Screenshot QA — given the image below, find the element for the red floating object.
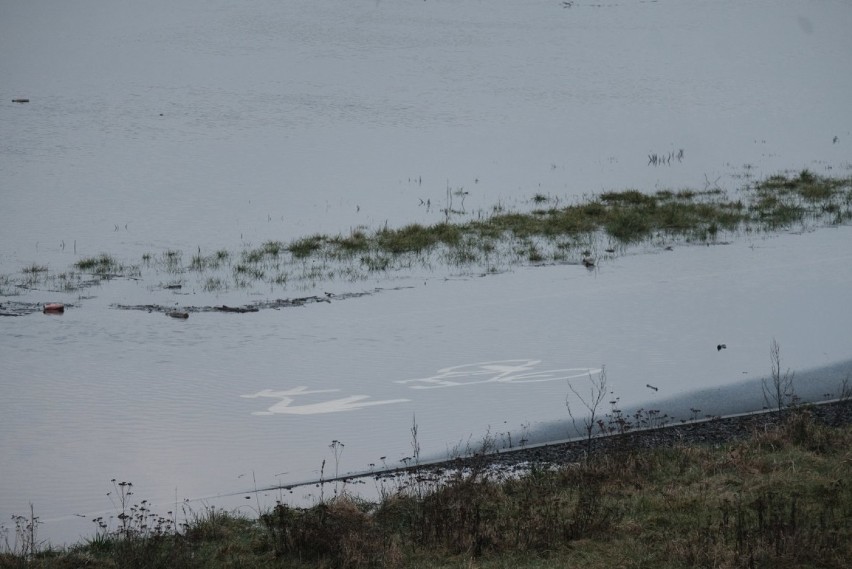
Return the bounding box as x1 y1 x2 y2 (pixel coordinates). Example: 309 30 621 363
43 303 65 314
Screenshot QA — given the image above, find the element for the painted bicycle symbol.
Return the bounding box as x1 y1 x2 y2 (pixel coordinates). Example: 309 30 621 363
241 386 410 416
396 360 602 390
243 361 601 416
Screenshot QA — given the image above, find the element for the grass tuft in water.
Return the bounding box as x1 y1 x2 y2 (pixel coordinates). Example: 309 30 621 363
375 222 462 254
74 254 125 276
21 264 48 274
329 228 370 254
288 235 325 259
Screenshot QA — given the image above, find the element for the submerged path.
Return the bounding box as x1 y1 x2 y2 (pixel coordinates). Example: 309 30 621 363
258 399 852 495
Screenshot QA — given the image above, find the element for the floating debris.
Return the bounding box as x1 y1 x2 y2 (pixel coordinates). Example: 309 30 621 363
717 344 727 351
2 302 75 316
43 303 65 314
111 287 413 315
216 305 259 313
166 311 189 319
12 98 30 103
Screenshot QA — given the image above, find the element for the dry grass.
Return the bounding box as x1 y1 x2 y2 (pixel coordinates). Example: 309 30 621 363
3 407 850 569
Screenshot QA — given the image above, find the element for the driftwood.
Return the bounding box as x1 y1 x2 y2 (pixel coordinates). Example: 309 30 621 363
1 302 72 316
215 305 258 313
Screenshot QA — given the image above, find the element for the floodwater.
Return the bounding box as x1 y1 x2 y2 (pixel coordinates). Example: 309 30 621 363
2 0 851 545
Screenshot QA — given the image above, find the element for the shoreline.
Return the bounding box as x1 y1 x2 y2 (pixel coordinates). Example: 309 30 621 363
283 399 852 492
475 398 852 471
6 402 850 567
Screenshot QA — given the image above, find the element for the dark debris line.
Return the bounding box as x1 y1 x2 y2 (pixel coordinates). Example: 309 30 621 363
1 287 414 317
0 302 70 317
111 286 414 315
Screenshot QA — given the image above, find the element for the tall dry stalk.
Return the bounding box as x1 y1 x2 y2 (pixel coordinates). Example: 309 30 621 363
763 338 795 414
566 366 608 456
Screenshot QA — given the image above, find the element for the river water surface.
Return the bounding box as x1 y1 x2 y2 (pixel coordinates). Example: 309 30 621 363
2 0 851 545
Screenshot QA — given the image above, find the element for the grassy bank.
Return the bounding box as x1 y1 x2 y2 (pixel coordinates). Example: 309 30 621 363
3 169 851 297
3 406 850 568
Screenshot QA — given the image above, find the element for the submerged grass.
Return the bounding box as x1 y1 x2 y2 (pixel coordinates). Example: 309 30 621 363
238 170 850 272
750 169 852 228
3 408 850 568
3 171 851 296
376 222 462 254
288 235 325 259
74 253 121 274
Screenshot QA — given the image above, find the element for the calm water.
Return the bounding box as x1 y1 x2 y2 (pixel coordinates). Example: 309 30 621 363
2 0 851 544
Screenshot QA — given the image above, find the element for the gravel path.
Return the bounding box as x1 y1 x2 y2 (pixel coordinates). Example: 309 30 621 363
347 399 852 487
438 399 852 474
269 399 852 492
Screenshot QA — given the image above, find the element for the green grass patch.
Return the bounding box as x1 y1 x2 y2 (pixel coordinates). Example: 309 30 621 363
74 254 122 275
329 228 371 254
288 235 325 259
376 222 462 254
262 240 284 257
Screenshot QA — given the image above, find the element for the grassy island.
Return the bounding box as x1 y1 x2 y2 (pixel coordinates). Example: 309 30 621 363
2 169 851 298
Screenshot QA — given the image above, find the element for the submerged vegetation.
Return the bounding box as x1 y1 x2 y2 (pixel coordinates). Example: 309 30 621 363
3 170 851 296
2 406 850 568
74 253 125 276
